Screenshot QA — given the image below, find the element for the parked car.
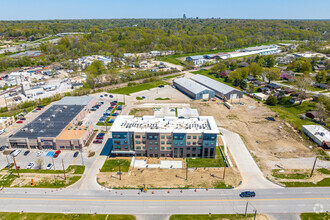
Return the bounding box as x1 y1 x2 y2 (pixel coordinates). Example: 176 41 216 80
112 113 118 116
104 94 108 97
100 101 104 104
0 145 6 151
91 108 97 111
142 96 146 99
240 191 256 198
265 117 275 121
98 133 105 136
27 162 34 169
53 150 61 158
109 95 113 98
109 119 115 123
20 117 26 120
96 136 104 140
32 110 38 113
24 150 30 156
93 140 103 144
36 108 42 110
46 163 53 170
12 149 22 157
73 152 79 158
36 151 42 157
100 95 103 98
16 121 23 124
9 150 15 155
158 85 164 88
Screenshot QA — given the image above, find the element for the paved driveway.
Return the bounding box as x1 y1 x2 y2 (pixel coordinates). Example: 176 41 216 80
219 127 280 189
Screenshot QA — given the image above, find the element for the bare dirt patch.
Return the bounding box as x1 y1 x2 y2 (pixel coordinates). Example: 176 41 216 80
191 96 314 176
98 166 241 189
129 108 154 117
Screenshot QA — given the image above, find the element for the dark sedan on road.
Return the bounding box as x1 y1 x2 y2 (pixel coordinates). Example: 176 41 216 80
240 191 256 198
73 152 79 157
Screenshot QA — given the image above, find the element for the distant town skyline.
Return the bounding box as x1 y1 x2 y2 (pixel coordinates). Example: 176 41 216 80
0 0 330 20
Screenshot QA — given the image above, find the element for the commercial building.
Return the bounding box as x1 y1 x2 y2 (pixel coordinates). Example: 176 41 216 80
186 55 207 66
109 115 219 158
173 78 215 100
0 116 15 130
9 96 96 150
191 74 243 100
302 125 330 148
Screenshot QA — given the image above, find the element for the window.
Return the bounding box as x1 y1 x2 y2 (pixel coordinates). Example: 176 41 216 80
154 136 158 140
198 141 202 145
167 136 172 139
187 147 191 150
124 141 128 144
154 142 158 145
167 147 171 150
135 135 141 138
124 146 128 149
136 141 141 144
211 136 216 140
149 147 152 150
114 141 120 144
187 154 190 157
205 142 209 146
193 136 197 139
174 136 178 140
142 135 146 138
211 142 215 146
198 147 202 150
155 147 158 150
143 146 146 149
192 147 196 151
161 141 165 144
167 141 172 144
179 136 184 140
174 141 177 145
161 147 165 150
161 154 165 157
161 136 165 139
193 142 197 145
192 154 196 157
180 142 183 145
199 136 202 139
113 135 120 138
142 141 146 144
187 142 191 145
123 135 127 138
149 142 153 145
148 136 153 140
136 147 141 150
187 136 191 139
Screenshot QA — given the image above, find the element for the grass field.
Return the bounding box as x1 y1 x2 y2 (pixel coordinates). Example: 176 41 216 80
21 176 82 188
108 81 170 95
100 159 131 172
300 213 330 220
0 175 16 187
8 165 85 175
187 147 226 168
170 214 254 220
0 212 135 220
281 178 330 187
162 74 183 80
272 169 309 179
318 168 330 175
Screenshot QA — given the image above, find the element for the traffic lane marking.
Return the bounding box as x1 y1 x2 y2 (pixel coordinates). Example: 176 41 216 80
0 197 328 203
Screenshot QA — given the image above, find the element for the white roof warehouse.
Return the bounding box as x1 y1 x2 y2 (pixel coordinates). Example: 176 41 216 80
302 125 330 147
191 74 243 100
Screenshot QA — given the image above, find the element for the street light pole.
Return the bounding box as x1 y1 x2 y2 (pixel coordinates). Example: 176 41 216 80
12 155 19 177
118 159 121 180
310 156 317 177
245 202 249 217
186 158 189 180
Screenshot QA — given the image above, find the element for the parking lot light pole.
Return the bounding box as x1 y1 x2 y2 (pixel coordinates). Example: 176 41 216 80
12 155 19 177
118 160 121 180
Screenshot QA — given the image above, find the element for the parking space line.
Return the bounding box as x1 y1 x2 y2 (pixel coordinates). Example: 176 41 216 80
71 157 78 165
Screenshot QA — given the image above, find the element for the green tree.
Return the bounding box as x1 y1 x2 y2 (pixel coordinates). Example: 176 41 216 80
315 70 327 83
249 63 263 78
264 67 281 83
86 60 105 76
265 55 275 68
266 95 278 106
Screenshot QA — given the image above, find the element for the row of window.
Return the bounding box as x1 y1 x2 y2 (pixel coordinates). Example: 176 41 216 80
135 135 210 140
136 146 172 150
114 146 128 149
113 134 127 139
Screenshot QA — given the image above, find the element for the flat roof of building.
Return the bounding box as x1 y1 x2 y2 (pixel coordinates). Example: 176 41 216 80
174 77 213 95
56 124 90 140
54 96 94 106
11 105 85 139
302 125 330 142
110 115 219 134
191 74 240 95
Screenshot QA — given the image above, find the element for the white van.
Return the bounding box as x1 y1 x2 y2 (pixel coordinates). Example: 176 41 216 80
12 149 22 157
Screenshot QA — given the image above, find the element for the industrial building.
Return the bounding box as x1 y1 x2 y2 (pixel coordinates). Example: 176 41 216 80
9 96 96 150
173 78 215 100
109 115 219 158
191 74 243 100
302 125 330 149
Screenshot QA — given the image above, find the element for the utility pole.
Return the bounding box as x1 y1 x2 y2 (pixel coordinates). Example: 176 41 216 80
62 159 66 180
245 202 249 217
52 156 57 185
12 155 19 177
254 209 257 220
186 158 189 180
310 156 317 177
118 159 121 180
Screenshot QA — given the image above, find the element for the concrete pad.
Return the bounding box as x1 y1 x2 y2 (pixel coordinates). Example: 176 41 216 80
133 159 182 169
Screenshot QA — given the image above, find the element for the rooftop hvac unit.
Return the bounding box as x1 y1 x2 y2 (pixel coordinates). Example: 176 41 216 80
46 118 51 121
30 129 34 133
63 106 67 109
79 128 82 130
51 115 55 118
74 128 77 130
68 128 71 130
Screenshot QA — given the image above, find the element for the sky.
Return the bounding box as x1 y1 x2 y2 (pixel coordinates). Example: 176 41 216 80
0 0 329 20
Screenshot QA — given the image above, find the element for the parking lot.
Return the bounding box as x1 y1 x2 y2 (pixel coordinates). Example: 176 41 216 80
0 149 86 170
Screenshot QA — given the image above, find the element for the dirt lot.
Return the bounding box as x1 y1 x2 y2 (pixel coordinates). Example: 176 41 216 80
98 166 241 189
129 108 154 117
191 96 314 176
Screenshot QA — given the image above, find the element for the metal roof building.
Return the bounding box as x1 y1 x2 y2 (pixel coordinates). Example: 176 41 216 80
302 125 330 147
191 74 243 100
173 78 215 100
55 96 94 106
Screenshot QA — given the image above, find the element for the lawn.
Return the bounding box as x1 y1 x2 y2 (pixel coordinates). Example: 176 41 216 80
8 165 85 175
100 159 131 172
272 169 310 179
281 178 330 187
162 74 183 80
170 214 254 220
108 81 170 95
318 168 330 175
187 147 226 168
155 98 171 100
158 57 182 65
21 176 82 188
300 213 330 220
0 175 17 187
0 212 135 220
136 96 144 100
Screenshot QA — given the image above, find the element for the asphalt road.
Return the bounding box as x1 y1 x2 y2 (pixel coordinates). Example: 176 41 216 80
0 187 329 215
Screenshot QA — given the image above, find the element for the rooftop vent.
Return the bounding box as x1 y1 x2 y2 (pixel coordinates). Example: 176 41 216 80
79 128 82 130
51 115 55 118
